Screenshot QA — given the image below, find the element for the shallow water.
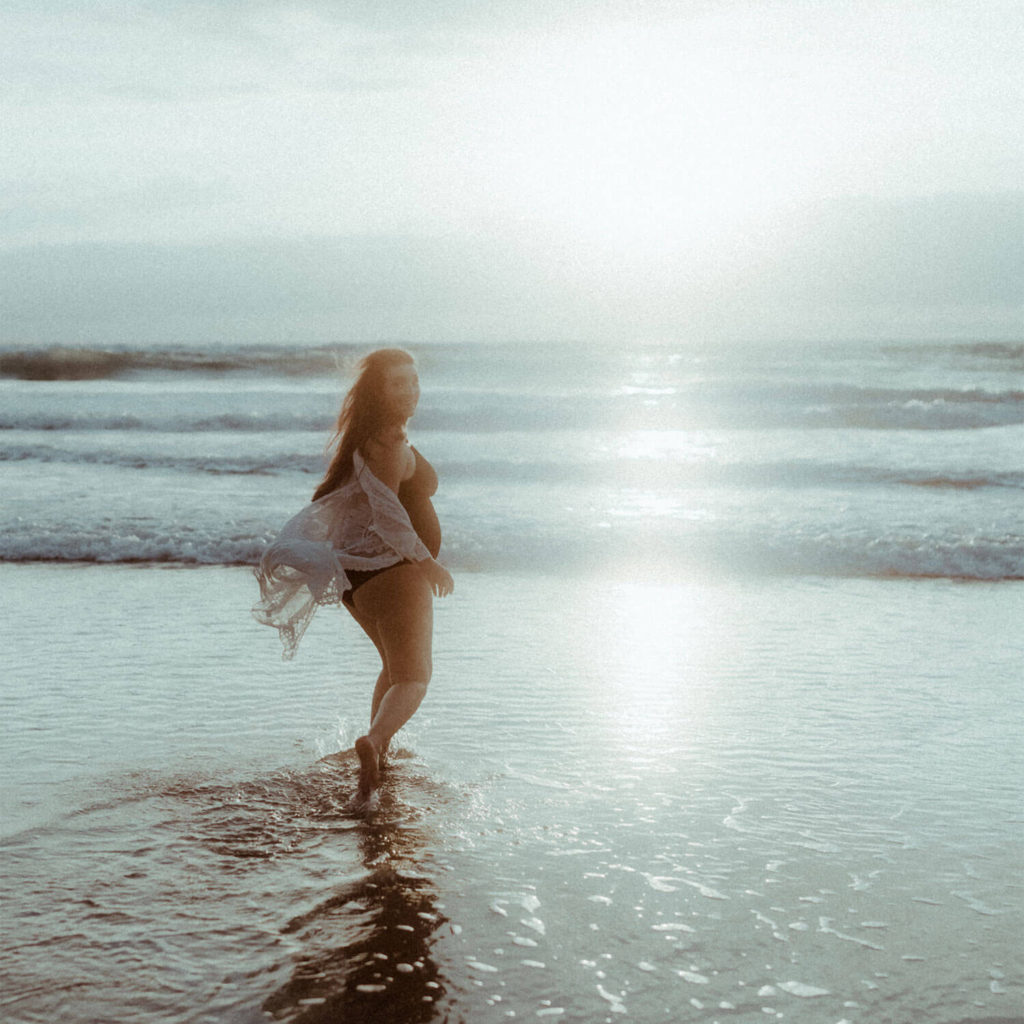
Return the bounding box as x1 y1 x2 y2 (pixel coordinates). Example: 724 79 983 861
1 566 1021 1023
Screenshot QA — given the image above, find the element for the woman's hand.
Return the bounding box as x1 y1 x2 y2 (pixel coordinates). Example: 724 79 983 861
419 557 454 598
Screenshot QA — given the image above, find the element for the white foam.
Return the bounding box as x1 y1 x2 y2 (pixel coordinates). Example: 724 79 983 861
778 980 830 997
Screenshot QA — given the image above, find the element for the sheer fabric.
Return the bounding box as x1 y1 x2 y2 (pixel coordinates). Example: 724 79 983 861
253 450 430 658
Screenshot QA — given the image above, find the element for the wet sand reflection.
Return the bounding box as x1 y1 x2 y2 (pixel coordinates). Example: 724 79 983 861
261 776 450 1023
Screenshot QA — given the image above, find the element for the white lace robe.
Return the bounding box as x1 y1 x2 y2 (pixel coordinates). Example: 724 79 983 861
253 451 430 658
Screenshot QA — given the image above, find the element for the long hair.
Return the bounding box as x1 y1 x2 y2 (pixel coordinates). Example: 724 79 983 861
312 348 415 501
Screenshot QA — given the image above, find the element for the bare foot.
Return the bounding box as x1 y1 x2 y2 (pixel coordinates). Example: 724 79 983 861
353 735 381 810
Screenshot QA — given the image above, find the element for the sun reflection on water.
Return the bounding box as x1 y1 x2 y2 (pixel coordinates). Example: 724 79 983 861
580 581 717 753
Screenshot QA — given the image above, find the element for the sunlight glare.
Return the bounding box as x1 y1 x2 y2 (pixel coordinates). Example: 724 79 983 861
584 582 715 749
482 23 834 264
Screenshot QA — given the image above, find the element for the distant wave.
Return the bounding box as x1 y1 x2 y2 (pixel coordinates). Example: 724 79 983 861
2 385 1022 432
0 345 362 381
0 444 323 477
899 473 1024 490
0 411 335 433
3 339 1022 381
886 340 1024 365
5 444 1023 492
418 386 1024 431
3 517 1021 581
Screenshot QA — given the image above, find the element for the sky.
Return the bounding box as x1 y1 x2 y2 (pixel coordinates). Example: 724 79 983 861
1 0 1022 345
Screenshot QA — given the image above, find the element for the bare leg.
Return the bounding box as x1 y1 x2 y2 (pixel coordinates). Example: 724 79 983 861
354 681 428 804
344 607 392 768
369 669 392 767
353 736 381 806
349 564 434 808
367 681 428 752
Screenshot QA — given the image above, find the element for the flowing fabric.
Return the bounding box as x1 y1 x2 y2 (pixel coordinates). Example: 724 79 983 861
253 450 431 658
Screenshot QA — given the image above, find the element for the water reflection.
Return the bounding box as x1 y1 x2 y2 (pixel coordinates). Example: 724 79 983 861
261 779 449 1024
577 581 715 749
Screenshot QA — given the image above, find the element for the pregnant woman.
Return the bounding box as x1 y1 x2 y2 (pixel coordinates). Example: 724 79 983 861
254 348 453 810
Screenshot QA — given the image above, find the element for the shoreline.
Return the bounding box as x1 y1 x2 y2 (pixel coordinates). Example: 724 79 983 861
3 557 1023 581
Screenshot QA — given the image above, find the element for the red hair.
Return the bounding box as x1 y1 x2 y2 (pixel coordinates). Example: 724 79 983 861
312 348 415 501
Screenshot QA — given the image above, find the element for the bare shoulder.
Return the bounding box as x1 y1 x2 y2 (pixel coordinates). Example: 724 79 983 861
362 426 415 490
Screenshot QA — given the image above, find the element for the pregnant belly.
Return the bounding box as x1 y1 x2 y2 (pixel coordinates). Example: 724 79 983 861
401 494 441 558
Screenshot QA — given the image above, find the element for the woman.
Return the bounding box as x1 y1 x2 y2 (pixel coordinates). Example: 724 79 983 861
254 348 453 810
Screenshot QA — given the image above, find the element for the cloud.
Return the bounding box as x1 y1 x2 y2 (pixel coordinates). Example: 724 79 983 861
1 2 510 108
709 193 1024 340
1 2 1021 343
751 193 1024 306
2 193 1021 344
0 234 572 344
0 0 631 104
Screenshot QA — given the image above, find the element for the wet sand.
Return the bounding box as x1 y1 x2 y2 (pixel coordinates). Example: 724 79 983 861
1 564 1021 1023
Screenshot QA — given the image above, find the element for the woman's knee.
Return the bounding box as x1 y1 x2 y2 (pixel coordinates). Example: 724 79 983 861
391 679 429 699
390 654 432 687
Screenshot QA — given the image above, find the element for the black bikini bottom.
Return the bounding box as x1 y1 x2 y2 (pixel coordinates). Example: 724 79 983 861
341 560 411 608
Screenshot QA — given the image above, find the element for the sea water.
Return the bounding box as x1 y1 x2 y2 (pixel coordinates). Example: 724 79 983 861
1 339 1022 1024
1 567 1021 1024
1 339 1022 577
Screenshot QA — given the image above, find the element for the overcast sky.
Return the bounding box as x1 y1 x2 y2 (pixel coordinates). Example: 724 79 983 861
2 0 1022 345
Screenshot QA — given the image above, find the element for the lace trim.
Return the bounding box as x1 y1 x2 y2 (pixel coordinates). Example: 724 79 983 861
252 566 347 661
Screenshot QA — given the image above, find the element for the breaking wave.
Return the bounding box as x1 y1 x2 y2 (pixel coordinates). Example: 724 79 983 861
2 515 1021 581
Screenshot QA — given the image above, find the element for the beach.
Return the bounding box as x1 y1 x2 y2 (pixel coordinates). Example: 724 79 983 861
2 563 1021 1023
2 337 1022 1021
5 0 1024 1017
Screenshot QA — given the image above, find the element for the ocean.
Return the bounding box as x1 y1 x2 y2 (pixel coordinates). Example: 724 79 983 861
0 340 1022 576
1 338 1022 1023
